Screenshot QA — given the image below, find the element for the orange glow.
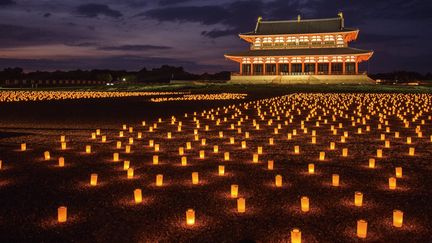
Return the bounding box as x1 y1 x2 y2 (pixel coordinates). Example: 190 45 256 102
393 210 403 227
231 184 238 198
357 220 368 238
290 228 302 243
186 209 195 225
237 198 246 213
301 196 309 212
58 206 67 223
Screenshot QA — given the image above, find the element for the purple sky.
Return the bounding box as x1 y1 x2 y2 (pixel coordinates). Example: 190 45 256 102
0 0 431 73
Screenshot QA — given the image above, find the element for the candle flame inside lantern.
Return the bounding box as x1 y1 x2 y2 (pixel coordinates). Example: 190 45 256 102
21 143 26 151
153 155 159 165
395 167 402 178
354 192 363 207
241 141 246 149
237 198 246 213
213 145 218 153
369 158 376 168
192 172 199 184
199 150 205 159
268 160 274 170
377 149 383 158
90 173 98 186
257 146 263 154
319 152 325 161
301 196 310 212
253 153 259 163
294 146 300 154
134 189 142 204
127 168 134 179
393 210 403 227
308 164 315 174
275 175 282 187
156 174 163 186
186 209 195 225
218 165 225 176
357 220 368 238
123 160 130 170
231 184 238 198
409 147 415 156
44 151 50 160
330 142 335 150
389 177 397 190
332 174 339 187
58 206 67 223
181 156 187 166
61 142 67 150
113 153 119 162
290 228 301 243
224 152 230 161
58 157 65 167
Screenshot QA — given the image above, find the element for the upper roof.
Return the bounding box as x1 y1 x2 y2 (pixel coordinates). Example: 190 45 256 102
241 16 357 36
225 47 373 57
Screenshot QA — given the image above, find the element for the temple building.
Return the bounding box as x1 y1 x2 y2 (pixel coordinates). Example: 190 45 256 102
225 13 374 84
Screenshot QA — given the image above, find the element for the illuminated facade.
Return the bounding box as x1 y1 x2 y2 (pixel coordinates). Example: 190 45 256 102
225 13 374 83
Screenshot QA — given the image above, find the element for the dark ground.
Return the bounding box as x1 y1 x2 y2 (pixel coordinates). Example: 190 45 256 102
0 88 431 242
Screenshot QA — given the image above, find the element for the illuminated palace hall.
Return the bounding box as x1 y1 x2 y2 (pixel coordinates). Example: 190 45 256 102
225 14 374 84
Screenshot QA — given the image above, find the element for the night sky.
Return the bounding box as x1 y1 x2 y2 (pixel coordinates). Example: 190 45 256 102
0 0 431 73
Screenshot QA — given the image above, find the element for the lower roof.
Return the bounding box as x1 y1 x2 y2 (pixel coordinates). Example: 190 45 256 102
225 47 373 58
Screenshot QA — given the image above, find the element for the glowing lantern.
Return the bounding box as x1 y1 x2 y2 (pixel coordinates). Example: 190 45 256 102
90 173 98 186
385 140 390 148
113 153 119 162
275 175 282 187
268 160 274 170
389 177 397 190
311 137 316 144
395 167 402 178
123 160 130 170
319 152 325 161
91 133 96 139
134 189 142 204
181 156 187 166
241 141 246 149
342 148 348 157
224 152 230 161
96 129 101 136
44 151 50 160
186 209 195 225
230 137 235 144
119 131 124 137
156 174 163 186
330 142 335 150
219 131 224 138
252 153 259 163
155 144 160 152
380 134 385 140
101 136 106 143
60 142 67 150
301 196 309 212
20 143 26 151
308 164 315 174
377 149 382 158
287 133 292 140
0 160 2 169
369 158 376 168
128 137 134 145
231 184 238 198
127 168 134 179
257 146 263 154
237 198 246 213
58 206 67 223
294 146 300 154
137 132 142 139
125 145 131 153
178 147 184 155
60 135 66 142
218 165 225 176
85 145 91 153
199 150 205 159
357 220 368 238
153 155 159 165
393 210 403 227
354 192 363 207
192 172 199 184
186 142 192 150
58 157 65 167
340 136 346 143
116 141 121 149
409 147 415 156
407 137 412 144
213 145 219 153
395 132 400 138
290 228 301 243
167 132 172 139
149 140 154 147
332 174 339 187
269 138 274 145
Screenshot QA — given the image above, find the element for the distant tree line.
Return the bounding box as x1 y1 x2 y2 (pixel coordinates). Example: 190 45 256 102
370 71 432 83
0 65 231 83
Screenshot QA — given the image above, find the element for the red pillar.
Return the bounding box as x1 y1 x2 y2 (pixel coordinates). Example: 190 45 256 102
342 61 346 75
315 61 318 75
301 61 305 74
329 62 332 75
276 62 279 75
288 62 292 74
355 61 359 74
239 62 243 75
263 63 266 75
251 64 254 75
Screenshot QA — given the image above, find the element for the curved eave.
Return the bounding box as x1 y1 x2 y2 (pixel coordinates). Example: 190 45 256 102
239 29 360 43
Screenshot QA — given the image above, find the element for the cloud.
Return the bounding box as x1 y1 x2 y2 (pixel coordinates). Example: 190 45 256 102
158 0 193 6
98 45 172 51
76 3 123 18
0 0 15 6
142 6 228 25
43 13 51 18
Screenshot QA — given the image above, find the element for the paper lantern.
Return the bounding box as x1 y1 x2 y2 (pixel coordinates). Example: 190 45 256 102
393 210 403 227
268 160 274 170
125 145 131 153
155 144 160 152
342 148 348 157
275 175 282 187
199 150 205 159
311 136 316 144
134 189 142 204
357 220 368 238
127 168 134 179
90 173 98 186
389 177 397 190
119 131 124 137
178 147 184 155
218 165 225 176
330 142 335 150
269 138 274 145
213 145 219 153
0 160 3 169
85 145 91 153
20 143 26 151
153 155 159 165
175 155 185 166
44 151 50 160
409 147 415 156
167 132 172 139
91 132 96 139
257 146 263 155
308 164 315 174
156 174 163 186
96 129 101 136
376 149 382 158
290 228 301 243
385 140 390 148
395 167 402 178
407 137 412 144
186 142 192 150
137 132 142 139
319 152 325 161
252 153 259 163
61 142 67 150
149 140 154 147
60 135 66 142
237 198 246 213
224 152 230 161
201 139 206 146
357 128 362 134
58 206 67 223
113 153 119 162
123 160 130 170
380 134 385 140
58 157 65 167
332 174 339 187
231 184 238 198
219 131 224 138
241 141 246 149
369 158 376 168
340 136 346 143
116 141 121 149
230 137 235 144
287 133 292 140
186 209 195 225
294 146 300 154
354 192 363 207
301 196 309 212
101 135 106 143
128 137 134 145
192 172 199 184
395 132 400 138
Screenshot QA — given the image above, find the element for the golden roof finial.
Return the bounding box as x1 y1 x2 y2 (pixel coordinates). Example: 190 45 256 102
297 15 301 22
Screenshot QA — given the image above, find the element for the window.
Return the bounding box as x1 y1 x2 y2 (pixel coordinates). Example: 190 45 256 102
253 57 264 63
254 38 261 48
318 56 329 63
291 57 302 63
311 36 322 46
345 56 355 62
299 36 309 46
287 36 297 46
263 37 273 47
331 56 343 63
324 35 335 45
336 35 344 46
242 58 251 64
265 57 276 63
278 57 290 63
304 57 316 63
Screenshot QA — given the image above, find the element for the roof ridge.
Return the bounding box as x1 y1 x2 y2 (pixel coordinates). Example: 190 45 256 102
260 17 341 24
